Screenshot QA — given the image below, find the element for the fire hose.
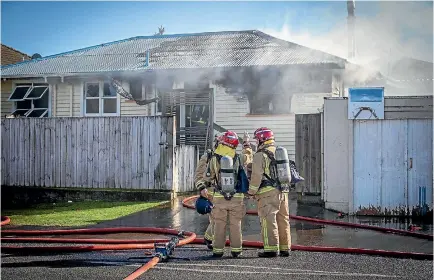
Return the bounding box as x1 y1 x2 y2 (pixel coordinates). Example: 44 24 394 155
1 196 433 280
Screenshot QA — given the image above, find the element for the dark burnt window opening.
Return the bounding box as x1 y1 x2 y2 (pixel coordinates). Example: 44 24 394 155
249 94 291 115
129 78 143 100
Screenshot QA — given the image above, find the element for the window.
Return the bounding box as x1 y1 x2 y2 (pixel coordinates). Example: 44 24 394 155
129 79 144 100
249 94 291 115
84 81 119 116
8 83 49 118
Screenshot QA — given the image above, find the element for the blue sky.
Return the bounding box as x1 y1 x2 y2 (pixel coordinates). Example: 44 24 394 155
1 1 432 61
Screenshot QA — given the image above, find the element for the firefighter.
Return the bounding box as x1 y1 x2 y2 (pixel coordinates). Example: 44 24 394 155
203 131 247 258
195 133 223 250
246 127 291 258
242 131 254 180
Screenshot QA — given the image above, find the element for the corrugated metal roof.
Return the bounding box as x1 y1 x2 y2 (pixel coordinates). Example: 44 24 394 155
1 30 346 78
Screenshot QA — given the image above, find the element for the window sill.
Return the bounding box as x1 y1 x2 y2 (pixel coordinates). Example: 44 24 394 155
245 113 294 117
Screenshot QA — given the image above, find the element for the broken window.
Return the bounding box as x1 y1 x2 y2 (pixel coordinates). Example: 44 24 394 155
84 81 119 116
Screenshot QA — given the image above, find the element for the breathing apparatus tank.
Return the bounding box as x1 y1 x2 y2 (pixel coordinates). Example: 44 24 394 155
274 146 291 186
219 155 236 193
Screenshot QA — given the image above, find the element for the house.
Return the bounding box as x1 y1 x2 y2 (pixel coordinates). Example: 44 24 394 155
1 30 348 156
1 44 31 116
344 57 433 96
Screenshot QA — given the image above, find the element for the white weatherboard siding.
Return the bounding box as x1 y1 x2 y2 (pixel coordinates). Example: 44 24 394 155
53 83 81 117
119 81 149 116
291 93 333 114
1 81 13 115
52 80 148 117
214 86 296 160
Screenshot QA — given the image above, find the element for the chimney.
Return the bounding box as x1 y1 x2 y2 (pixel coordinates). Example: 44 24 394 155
347 0 356 60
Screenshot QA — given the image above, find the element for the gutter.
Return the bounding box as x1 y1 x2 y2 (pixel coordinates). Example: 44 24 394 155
0 62 346 80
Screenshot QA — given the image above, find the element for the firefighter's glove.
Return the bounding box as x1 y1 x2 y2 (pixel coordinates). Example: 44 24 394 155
243 131 250 147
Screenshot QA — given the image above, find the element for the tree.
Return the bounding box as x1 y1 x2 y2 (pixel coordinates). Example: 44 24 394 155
31 53 42 59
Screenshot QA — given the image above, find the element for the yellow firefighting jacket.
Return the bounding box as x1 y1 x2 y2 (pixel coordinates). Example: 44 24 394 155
203 144 244 199
194 150 212 189
241 144 253 179
248 142 280 195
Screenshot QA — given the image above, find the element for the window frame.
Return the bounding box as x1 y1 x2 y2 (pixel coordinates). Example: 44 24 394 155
83 81 120 117
9 81 51 117
25 108 48 118
8 84 32 101
23 85 49 100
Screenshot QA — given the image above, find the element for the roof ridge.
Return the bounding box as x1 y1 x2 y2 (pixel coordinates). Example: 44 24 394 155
1 30 258 70
1 44 31 58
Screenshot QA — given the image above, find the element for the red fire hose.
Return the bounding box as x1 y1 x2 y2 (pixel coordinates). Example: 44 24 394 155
181 195 433 261
1 195 432 280
0 219 198 280
182 195 433 241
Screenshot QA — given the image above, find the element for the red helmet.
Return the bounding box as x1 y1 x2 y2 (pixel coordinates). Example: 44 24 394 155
253 127 274 143
220 131 239 149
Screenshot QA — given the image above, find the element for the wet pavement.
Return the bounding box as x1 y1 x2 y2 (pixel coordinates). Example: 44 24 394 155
1 193 433 280
91 194 433 254
2 247 433 280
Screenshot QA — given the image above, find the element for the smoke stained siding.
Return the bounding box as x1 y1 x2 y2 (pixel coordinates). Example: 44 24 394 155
214 86 295 159
291 93 333 114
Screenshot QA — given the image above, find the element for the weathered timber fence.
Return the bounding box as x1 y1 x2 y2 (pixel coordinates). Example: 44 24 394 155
295 113 322 194
173 145 199 193
1 117 197 191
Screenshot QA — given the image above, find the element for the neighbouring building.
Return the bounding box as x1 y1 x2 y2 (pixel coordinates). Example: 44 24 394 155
1 44 31 116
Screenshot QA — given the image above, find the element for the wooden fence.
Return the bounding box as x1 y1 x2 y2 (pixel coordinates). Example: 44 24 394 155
295 113 322 194
1 117 198 192
173 145 199 193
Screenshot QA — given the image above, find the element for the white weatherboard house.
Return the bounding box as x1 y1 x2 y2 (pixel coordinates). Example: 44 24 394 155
1 30 348 156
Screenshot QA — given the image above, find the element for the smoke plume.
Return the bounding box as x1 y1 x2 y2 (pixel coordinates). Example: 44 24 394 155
261 1 433 71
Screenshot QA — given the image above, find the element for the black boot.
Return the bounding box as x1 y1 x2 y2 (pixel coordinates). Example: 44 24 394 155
204 238 213 250
279 251 290 257
231 251 242 258
258 251 278 258
212 253 223 258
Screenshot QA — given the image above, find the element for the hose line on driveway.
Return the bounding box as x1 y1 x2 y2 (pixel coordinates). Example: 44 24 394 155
1 196 432 279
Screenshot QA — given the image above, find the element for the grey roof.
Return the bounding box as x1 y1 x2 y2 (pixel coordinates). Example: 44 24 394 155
1 30 346 78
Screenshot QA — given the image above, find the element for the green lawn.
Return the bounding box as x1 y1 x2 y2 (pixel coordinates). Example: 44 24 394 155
2 201 168 227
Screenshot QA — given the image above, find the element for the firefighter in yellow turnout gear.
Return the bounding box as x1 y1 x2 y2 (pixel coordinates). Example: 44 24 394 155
194 134 223 250
244 128 292 258
203 131 246 258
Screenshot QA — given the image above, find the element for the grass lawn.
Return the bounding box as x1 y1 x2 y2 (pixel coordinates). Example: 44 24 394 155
2 201 168 227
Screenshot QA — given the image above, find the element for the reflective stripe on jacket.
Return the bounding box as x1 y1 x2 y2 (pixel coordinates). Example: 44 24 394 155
249 145 276 195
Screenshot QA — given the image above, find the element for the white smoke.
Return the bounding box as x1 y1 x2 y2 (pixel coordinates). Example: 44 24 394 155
261 1 433 67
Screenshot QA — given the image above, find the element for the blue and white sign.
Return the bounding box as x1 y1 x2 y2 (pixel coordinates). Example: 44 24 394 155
348 87 385 120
